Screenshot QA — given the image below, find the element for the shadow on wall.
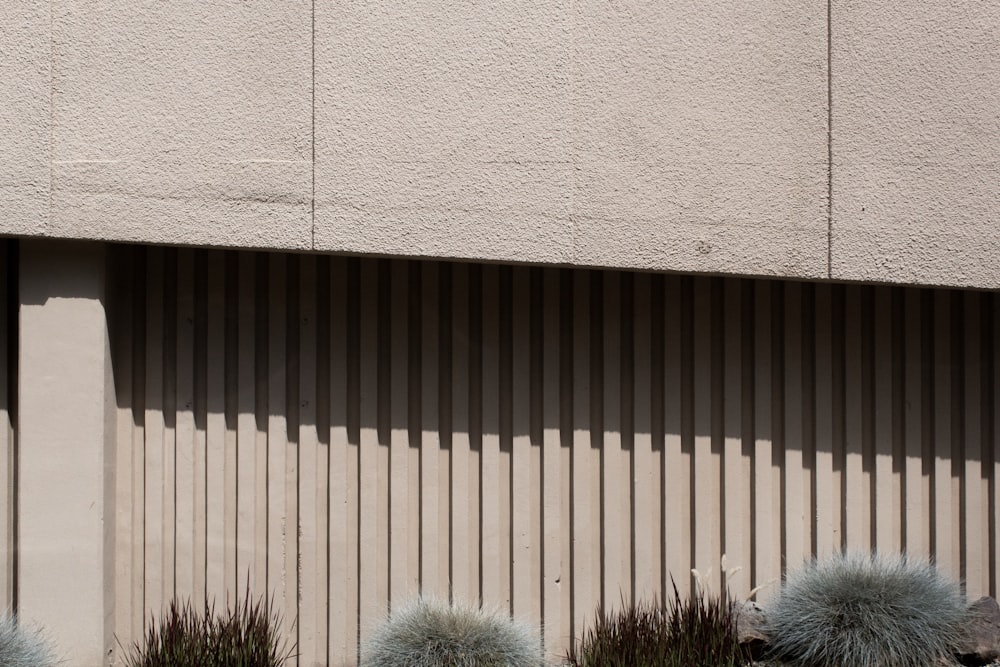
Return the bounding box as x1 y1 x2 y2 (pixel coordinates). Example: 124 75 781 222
100 243 1000 664
106 244 997 466
0 239 17 615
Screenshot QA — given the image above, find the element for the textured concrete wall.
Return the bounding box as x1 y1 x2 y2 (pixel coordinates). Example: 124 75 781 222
1 1 998 288
52 0 312 248
831 0 1000 288
0 0 49 235
314 1 828 279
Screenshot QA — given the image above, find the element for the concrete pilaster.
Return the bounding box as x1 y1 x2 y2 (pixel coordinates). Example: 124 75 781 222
18 240 114 667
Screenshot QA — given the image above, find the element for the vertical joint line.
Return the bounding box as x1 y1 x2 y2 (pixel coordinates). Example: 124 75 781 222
826 0 833 279
310 0 316 249
49 1 54 238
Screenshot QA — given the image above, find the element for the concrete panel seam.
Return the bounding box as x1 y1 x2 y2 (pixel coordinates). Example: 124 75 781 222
48 0 53 238
311 0 316 251
827 0 833 280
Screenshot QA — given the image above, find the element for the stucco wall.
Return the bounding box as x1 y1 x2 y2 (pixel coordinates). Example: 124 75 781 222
2 1 998 288
830 0 1000 287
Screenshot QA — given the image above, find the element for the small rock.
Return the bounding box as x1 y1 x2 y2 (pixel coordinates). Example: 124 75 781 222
955 596 1000 666
737 601 769 660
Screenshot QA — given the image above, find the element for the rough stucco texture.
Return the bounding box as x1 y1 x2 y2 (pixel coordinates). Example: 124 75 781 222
314 1 830 278
0 0 49 235
832 0 1000 288
47 0 313 249
4 1 999 287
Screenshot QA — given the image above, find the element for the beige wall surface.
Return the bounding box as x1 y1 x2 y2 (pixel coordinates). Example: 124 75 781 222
0 0 49 236
18 241 116 667
831 0 1000 288
95 246 999 667
2 2 999 288
314 0 829 278
48 0 313 248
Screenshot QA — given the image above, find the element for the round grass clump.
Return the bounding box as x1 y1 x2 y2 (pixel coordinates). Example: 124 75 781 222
361 597 543 667
0 614 56 667
766 551 966 667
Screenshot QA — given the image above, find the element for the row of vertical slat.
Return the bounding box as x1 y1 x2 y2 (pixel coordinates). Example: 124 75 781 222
107 245 1000 666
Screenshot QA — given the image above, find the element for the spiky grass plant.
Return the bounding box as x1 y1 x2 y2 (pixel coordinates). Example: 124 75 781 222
566 579 753 667
120 587 295 667
361 597 544 667
766 551 967 667
0 614 56 667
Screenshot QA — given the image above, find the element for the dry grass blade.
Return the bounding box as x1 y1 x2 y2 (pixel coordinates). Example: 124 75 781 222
566 578 753 667
118 583 296 667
